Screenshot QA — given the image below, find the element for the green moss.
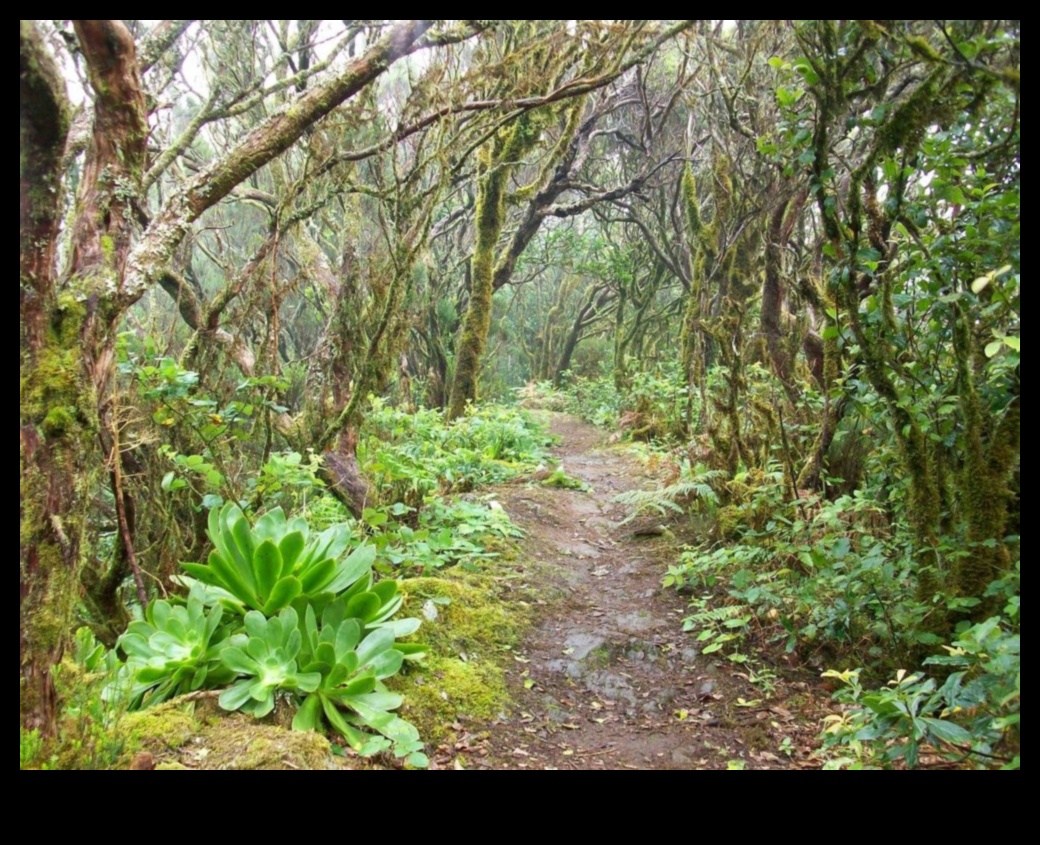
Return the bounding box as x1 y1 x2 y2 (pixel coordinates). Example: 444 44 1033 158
390 574 525 742
118 698 338 770
876 68 946 157
681 164 701 237
402 575 522 656
119 699 198 756
198 718 334 770
99 234 115 263
905 35 942 62
42 406 76 436
397 656 508 742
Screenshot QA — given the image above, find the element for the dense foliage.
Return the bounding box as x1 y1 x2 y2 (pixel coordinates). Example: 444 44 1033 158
20 20 1018 769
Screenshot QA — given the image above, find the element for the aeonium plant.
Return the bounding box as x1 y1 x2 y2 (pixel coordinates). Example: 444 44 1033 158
105 584 240 707
181 503 376 615
106 505 430 766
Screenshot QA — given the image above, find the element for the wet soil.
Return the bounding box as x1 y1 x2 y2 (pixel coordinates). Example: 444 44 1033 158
472 413 820 770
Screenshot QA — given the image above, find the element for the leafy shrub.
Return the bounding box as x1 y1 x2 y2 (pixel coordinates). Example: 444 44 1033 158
558 362 691 440
821 611 1020 770
364 498 523 574
615 461 722 522
360 401 550 504
22 628 126 770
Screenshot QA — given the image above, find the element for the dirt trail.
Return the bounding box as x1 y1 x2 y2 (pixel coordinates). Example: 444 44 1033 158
481 413 802 770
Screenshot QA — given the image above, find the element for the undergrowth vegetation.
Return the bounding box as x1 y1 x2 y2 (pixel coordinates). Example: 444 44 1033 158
548 351 1020 769
22 399 549 770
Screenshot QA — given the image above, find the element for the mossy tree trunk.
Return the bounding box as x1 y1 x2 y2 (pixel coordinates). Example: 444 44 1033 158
20 20 147 730
21 20 74 731
952 311 1020 610
447 115 542 420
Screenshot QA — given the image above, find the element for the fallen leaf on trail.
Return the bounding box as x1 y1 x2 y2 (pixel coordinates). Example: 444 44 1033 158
591 567 611 577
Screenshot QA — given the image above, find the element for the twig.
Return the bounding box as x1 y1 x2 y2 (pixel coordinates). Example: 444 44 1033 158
110 419 149 608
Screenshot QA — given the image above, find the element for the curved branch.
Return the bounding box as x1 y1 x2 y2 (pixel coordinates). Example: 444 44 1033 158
124 20 438 304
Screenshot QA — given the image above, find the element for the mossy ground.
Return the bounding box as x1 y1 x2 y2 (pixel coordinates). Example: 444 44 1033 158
118 697 340 770
392 569 531 744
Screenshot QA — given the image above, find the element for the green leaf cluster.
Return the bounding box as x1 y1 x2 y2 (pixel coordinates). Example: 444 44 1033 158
182 503 376 615
108 506 428 765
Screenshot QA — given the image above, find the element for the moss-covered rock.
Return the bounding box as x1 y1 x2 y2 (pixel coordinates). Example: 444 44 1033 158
397 656 508 743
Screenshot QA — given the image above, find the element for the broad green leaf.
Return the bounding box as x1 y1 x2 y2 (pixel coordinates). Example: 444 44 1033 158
325 544 376 595
218 680 256 711
374 618 421 638
253 507 287 542
299 558 336 594
334 619 362 657
326 662 349 688
346 592 382 622
262 576 302 615
221 647 257 675
343 675 376 696
371 579 399 604
921 717 973 746
278 531 306 576
393 642 429 660
295 672 322 694
356 628 395 664
292 694 322 732
253 539 282 601
179 562 221 587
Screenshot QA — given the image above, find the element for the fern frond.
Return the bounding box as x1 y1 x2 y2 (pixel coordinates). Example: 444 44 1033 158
685 604 749 626
615 461 724 523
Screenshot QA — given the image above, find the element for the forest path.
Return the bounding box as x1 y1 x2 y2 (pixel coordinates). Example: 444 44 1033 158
478 412 800 770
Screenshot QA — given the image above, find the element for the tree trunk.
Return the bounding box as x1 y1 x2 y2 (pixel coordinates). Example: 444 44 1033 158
20 19 148 729
20 21 74 729
447 118 535 420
